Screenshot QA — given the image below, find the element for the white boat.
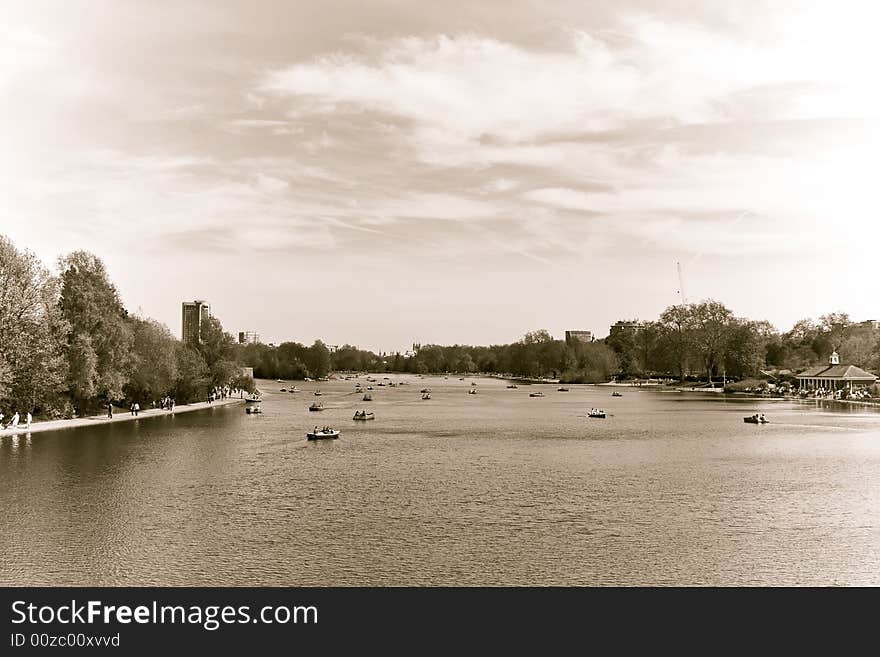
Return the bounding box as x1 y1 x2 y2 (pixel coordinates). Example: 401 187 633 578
507 384 518 389
307 428 339 440
353 411 375 421
468 389 478 395
245 397 263 414
588 409 606 418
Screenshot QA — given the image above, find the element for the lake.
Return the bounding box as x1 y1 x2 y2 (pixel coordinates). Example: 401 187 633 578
2 375 879 585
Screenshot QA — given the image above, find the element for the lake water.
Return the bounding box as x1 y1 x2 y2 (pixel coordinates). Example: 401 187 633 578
2 376 880 586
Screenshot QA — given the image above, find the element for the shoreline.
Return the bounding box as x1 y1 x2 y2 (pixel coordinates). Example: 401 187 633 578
0 398 245 437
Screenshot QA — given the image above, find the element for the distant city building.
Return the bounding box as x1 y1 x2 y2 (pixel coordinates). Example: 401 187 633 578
608 321 646 337
565 330 593 345
181 300 211 346
238 331 260 345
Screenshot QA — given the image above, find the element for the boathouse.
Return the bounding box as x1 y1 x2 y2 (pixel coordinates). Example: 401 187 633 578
796 351 877 391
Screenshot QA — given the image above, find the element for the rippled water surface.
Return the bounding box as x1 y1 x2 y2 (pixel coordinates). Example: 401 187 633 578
2 376 880 585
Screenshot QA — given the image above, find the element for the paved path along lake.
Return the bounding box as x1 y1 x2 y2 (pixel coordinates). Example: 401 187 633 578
2 376 879 585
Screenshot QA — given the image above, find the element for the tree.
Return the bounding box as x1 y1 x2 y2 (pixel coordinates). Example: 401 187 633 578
0 235 69 415
197 315 235 368
173 345 210 404
658 304 693 381
688 300 734 383
305 341 331 378
58 251 132 408
819 312 852 351
125 317 178 403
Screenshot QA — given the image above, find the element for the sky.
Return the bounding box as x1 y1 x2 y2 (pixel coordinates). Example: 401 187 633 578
2 0 878 352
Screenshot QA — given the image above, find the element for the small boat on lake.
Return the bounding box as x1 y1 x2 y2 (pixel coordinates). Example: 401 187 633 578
557 387 569 392
362 393 372 401
307 428 339 440
309 402 324 412
612 391 622 397
421 393 431 400
245 397 263 414
588 409 606 418
529 391 545 397
280 388 287 392
353 411 375 421
314 391 322 396
743 415 769 424
507 384 518 389
468 389 477 395
420 388 431 393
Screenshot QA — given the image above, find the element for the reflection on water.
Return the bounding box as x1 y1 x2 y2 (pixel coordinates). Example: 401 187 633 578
2 378 880 586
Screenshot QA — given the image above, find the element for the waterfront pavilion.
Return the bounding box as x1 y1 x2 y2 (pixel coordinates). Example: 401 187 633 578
796 352 878 391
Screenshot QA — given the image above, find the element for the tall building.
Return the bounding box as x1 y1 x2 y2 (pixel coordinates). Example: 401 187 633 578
565 330 593 345
182 300 211 346
238 331 260 345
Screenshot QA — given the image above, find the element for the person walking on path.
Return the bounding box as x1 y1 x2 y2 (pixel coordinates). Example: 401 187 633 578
25 412 32 429
0 411 4 429
108 403 113 419
133 402 140 417
10 411 19 430
130 403 135 416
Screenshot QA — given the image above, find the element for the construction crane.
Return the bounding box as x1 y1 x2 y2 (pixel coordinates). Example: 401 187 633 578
676 261 688 305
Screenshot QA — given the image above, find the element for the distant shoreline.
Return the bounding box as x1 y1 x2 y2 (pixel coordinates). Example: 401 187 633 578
0 398 245 437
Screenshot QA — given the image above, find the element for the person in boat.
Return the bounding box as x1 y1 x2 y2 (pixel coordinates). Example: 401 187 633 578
759 413 766 422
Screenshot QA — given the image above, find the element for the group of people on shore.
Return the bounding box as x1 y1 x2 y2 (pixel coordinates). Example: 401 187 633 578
0 410 33 431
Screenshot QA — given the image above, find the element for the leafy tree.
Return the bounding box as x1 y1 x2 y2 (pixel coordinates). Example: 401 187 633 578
305 340 331 378
197 315 235 368
0 235 69 415
819 312 852 351
125 317 178 403
688 300 734 383
658 304 692 381
58 251 133 408
173 345 210 404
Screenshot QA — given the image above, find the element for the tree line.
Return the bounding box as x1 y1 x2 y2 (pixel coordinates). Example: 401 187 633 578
0 235 253 420
240 329 620 383
605 300 880 382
